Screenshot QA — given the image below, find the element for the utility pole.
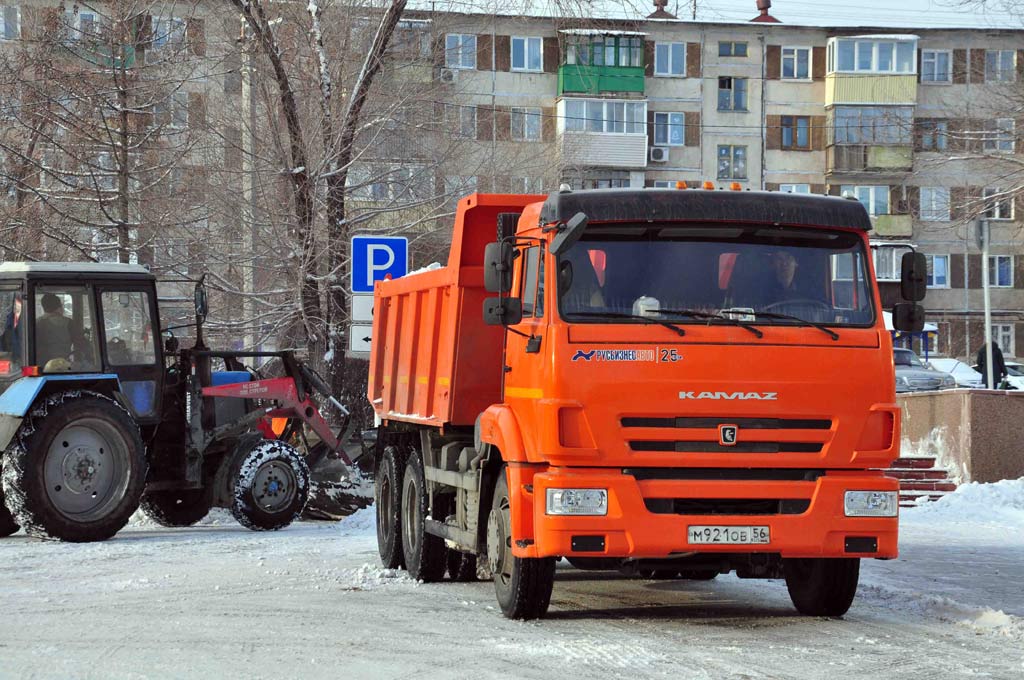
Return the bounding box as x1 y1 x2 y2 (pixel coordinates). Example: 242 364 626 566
691 0 698 20
978 218 993 389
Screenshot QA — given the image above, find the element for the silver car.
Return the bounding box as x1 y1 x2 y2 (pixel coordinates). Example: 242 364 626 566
894 348 957 393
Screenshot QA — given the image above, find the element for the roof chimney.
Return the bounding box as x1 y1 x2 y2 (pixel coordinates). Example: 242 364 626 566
751 0 781 22
648 0 677 20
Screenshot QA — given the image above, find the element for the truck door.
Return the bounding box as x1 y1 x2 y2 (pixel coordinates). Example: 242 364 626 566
97 287 162 424
504 244 548 438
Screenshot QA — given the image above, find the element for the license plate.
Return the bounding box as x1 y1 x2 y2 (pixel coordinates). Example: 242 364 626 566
688 525 770 545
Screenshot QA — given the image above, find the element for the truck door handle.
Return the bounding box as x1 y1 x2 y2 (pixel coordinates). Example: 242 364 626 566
526 335 541 354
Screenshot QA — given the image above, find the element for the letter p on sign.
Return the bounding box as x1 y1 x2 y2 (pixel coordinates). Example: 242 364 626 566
351 236 408 293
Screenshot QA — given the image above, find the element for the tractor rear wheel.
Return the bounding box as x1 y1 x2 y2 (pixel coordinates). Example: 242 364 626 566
0 485 18 537
488 467 556 619
375 445 404 569
139 486 214 528
229 439 309 531
400 449 447 582
1 392 146 542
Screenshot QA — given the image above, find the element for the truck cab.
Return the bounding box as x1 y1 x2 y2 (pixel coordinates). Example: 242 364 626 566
369 188 926 619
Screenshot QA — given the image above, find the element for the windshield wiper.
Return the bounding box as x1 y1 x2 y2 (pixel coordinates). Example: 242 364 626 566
565 311 687 338
658 308 764 339
750 311 840 341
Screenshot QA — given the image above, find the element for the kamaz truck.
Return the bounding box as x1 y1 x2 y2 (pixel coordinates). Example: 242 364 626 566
368 188 926 619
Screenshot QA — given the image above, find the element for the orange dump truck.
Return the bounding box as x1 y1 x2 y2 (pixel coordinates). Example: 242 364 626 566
368 188 926 619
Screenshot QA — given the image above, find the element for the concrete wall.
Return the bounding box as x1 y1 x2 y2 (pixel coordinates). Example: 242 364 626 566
899 389 1024 483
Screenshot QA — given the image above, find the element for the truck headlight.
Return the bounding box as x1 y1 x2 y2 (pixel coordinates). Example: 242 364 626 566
545 488 608 516
844 491 898 517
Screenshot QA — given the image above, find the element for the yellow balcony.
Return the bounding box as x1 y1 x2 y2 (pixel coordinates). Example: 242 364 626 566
827 145 913 175
873 214 913 237
825 74 917 106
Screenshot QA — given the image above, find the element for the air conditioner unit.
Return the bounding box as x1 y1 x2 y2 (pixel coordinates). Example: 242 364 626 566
649 146 669 163
439 68 458 84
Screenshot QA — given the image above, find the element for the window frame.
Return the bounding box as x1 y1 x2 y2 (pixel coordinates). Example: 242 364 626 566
717 145 748 180
653 112 685 146
779 184 811 194
781 115 812 150
718 41 748 58
781 46 812 80
445 33 477 70
919 119 948 151
511 36 543 73
830 38 917 74
841 185 890 216
1 5 21 41
563 99 646 135
983 118 1015 153
653 41 686 77
717 76 748 112
919 187 951 221
925 254 950 288
510 106 543 142
445 103 477 139
921 49 952 84
991 323 1015 356
983 187 1014 220
988 255 1014 288
985 49 1016 83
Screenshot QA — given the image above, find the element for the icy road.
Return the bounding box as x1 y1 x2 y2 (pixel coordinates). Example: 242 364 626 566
2 480 1024 680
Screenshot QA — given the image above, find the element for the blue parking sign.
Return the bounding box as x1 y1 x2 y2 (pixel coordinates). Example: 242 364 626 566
351 236 408 293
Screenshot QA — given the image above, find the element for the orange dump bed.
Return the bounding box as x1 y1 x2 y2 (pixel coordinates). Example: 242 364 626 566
368 194 544 428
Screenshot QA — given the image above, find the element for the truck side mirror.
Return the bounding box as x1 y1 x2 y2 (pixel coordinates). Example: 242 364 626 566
484 242 514 293
900 251 927 302
550 212 588 256
892 302 925 333
483 297 523 326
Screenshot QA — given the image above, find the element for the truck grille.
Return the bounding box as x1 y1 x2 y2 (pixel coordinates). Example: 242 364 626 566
644 498 811 516
622 416 832 455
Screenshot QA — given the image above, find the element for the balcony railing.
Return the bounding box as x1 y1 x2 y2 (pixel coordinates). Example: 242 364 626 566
558 64 645 96
826 144 913 174
558 131 648 169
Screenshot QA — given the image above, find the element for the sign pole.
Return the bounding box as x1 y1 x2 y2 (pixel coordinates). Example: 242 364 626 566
979 219 994 389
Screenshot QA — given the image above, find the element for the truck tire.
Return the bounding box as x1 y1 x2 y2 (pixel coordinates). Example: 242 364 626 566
400 449 447 582
784 557 860 617
1 391 146 542
139 486 214 528
447 550 478 582
375 445 404 569
0 486 18 537
488 468 556 620
230 439 309 531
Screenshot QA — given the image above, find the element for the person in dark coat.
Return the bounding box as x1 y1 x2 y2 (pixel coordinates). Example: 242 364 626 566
976 341 1008 388
1 292 23 358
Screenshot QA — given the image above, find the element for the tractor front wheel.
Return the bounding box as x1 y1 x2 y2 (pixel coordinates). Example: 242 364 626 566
1 392 146 542
140 486 214 528
230 439 309 531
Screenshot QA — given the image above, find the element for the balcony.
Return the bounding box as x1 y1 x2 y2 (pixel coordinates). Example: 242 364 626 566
873 214 913 237
825 73 917 106
558 64 645 96
827 144 913 176
558 131 647 169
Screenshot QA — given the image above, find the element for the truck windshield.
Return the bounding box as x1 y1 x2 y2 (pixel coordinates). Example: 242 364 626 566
557 225 875 327
0 288 25 378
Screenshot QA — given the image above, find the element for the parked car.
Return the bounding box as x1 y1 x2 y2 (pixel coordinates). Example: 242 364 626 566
928 357 983 388
969 360 1024 390
894 348 957 392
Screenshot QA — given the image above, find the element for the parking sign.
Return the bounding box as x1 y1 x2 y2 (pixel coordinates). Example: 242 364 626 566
351 236 408 293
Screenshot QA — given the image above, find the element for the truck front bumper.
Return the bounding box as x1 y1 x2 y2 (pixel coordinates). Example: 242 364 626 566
509 466 899 560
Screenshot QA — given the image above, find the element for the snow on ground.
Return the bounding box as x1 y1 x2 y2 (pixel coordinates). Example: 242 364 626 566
3 481 1024 678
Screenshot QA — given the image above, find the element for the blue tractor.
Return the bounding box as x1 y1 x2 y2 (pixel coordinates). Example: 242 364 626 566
0 263 356 541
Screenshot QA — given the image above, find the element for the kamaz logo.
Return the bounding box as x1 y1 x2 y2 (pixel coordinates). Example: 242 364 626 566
679 391 778 401
572 350 597 361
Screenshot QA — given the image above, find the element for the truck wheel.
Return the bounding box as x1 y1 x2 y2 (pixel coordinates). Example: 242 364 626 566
400 449 447 581
0 486 18 537
1 391 146 542
784 558 860 617
447 549 478 582
139 486 214 528
488 468 556 619
230 439 309 531
375 445 404 569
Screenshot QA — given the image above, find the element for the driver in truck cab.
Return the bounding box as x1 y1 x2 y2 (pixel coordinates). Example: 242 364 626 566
35 293 77 369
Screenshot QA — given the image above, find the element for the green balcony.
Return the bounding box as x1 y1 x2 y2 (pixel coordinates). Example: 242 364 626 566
558 64 645 96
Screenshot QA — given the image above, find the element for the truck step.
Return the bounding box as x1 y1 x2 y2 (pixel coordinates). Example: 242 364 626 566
889 457 937 469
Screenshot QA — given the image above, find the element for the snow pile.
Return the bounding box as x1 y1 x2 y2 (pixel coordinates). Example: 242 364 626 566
900 425 966 484
336 507 376 537
127 508 238 528
860 584 1024 641
902 477 1024 525
335 563 416 591
406 262 442 276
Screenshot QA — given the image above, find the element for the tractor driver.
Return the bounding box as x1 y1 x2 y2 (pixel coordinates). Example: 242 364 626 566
35 293 79 369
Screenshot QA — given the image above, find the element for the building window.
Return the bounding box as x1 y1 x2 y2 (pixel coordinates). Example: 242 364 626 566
983 119 1015 152
988 255 1014 287
873 247 904 281
983 188 1013 220
718 41 747 57
445 103 476 139
1 6 21 40
654 42 685 76
921 50 951 83
780 184 811 194
652 180 673 188
985 50 1016 82
511 176 544 193
717 145 747 180
717 77 747 111
991 324 1015 356
781 47 811 79
920 187 950 221
511 37 542 72
653 112 684 146
564 99 645 134
154 92 188 129
926 254 949 288
841 185 889 216
833 38 916 74
781 116 811 150
445 33 477 69
574 170 630 189
564 35 642 68
510 107 542 141
919 120 948 150
834 106 913 145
